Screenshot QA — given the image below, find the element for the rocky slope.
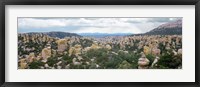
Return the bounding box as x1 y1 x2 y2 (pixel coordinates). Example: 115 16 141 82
144 19 182 35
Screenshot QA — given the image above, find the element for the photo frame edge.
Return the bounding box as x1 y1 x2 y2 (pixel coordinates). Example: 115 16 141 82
0 0 199 87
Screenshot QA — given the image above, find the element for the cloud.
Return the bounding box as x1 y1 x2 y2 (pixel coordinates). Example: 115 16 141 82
18 17 181 33
18 18 68 28
147 18 182 22
73 26 142 34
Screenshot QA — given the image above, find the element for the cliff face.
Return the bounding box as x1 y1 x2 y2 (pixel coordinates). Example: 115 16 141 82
145 19 182 35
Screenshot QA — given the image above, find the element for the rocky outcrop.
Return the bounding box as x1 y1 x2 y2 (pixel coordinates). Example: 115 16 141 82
105 44 112 50
69 44 82 56
19 59 27 69
41 47 51 61
143 46 150 55
151 56 160 67
138 53 150 69
56 39 68 53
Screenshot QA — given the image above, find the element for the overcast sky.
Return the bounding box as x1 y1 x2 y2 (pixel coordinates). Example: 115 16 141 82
18 17 181 34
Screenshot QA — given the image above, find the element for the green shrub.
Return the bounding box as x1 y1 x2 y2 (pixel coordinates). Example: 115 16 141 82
157 51 182 69
29 61 44 69
47 57 58 66
146 54 155 65
118 60 132 69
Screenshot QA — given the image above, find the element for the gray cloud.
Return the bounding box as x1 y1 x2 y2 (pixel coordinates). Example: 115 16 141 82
147 18 182 22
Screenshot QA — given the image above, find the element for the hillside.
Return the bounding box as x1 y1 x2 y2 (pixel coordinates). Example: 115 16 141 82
23 31 82 38
144 19 182 35
78 33 132 38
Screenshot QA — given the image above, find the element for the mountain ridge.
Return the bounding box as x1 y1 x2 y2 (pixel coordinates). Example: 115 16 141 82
132 19 182 36
78 33 133 38
144 19 182 35
20 31 82 38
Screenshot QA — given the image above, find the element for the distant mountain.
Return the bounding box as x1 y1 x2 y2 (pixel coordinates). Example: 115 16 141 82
24 31 82 38
77 33 133 38
144 19 182 35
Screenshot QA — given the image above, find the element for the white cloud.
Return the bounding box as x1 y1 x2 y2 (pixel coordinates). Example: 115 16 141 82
18 18 67 28
73 26 141 34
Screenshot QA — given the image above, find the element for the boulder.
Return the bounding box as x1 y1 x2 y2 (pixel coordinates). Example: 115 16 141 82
44 64 49 68
41 48 51 60
91 42 101 49
178 49 182 55
143 46 150 55
138 53 150 69
27 52 35 63
151 56 160 67
151 48 161 56
19 59 27 69
105 44 112 50
68 47 75 56
57 66 62 69
56 39 68 53
56 61 62 65
74 44 82 56
69 44 82 56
